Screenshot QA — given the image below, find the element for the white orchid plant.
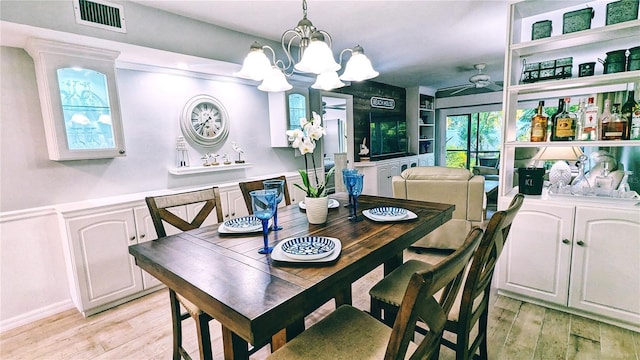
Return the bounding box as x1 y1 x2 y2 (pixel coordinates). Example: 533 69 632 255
286 111 336 198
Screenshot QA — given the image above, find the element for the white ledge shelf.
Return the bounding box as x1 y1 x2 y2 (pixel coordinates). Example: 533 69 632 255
168 163 252 175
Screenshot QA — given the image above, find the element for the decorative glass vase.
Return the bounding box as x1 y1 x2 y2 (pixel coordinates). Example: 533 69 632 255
304 196 329 224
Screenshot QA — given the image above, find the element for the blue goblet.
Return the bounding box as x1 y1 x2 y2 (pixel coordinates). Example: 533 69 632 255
263 179 285 231
346 173 364 222
342 168 358 208
250 189 277 254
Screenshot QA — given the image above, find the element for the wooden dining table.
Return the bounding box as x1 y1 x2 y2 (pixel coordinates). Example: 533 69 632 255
129 193 454 360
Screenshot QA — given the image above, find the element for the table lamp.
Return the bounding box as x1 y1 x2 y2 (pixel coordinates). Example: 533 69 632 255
532 146 584 185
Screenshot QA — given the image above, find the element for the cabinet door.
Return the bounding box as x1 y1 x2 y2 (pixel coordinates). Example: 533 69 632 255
287 174 307 204
377 164 393 198
66 209 143 311
497 202 575 305
569 207 640 324
220 188 249 220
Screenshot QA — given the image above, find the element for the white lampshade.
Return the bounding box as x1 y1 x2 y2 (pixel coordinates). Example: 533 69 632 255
532 146 583 161
294 34 340 74
233 43 272 81
311 71 345 90
339 46 379 82
257 66 293 92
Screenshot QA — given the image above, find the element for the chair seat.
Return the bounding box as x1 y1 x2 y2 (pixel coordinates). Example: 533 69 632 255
176 293 203 317
370 259 481 323
266 305 417 360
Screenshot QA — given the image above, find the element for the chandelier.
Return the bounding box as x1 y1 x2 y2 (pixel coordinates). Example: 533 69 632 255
233 0 378 92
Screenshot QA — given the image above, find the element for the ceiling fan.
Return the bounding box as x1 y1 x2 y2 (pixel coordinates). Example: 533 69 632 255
439 63 503 96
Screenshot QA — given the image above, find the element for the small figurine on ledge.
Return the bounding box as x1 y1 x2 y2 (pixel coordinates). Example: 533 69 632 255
223 153 232 165
202 153 219 166
358 137 370 161
232 141 245 163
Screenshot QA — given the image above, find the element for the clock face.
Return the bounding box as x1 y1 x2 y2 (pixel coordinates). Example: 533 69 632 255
181 95 229 147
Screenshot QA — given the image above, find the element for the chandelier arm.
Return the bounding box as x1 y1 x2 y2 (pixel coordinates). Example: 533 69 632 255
281 29 302 75
317 30 332 48
337 48 353 68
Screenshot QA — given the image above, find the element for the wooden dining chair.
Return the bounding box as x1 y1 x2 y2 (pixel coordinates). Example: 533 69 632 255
369 193 525 360
145 187 224 360
238 175 291 214
265 227 484 360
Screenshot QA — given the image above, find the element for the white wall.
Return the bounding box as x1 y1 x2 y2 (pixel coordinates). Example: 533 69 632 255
0 46 306 331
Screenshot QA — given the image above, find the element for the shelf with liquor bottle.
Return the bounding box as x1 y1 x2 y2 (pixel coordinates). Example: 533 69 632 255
497 0 640 332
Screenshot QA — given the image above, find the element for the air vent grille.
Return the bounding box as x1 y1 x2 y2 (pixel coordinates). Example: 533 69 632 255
73 0 126 33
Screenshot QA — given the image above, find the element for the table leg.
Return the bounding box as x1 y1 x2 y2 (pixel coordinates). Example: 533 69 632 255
222 325 249 360
384 253 403 276
271 318 305 352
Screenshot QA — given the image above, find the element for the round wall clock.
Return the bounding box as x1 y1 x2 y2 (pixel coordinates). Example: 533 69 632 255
180 94 230 147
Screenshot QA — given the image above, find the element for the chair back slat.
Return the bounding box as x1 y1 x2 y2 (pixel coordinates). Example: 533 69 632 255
239 176 291 215
385 227 484 360
146 187 224 238
456 193 525 355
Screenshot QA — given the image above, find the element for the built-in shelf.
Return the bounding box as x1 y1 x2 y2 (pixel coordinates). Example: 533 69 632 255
168 163 252 175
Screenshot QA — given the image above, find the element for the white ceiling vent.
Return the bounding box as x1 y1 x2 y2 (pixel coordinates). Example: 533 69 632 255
73 0 126 33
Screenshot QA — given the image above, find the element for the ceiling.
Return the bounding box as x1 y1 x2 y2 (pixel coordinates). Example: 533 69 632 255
129 0 510 94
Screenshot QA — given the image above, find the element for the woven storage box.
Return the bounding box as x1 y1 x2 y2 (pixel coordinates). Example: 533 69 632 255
532 20 552 40
521 57 573 83
563 7 594 34
606 0 639 25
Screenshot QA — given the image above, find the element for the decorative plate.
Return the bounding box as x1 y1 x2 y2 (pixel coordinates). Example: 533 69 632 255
223 216 262 233
281 236 336 260
298 198 340 210
363 209 417 222
368 207 408 221
271 238 342 264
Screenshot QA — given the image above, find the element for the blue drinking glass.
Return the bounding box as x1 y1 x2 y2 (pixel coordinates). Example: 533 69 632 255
342 168 358 208
346 173 364 222
263 179 285 230
250 189 277 254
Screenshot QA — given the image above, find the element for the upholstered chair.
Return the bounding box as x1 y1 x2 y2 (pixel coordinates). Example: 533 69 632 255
392 166 485 251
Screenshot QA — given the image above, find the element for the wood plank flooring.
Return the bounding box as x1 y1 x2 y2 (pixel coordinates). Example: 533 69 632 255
2 258 639 360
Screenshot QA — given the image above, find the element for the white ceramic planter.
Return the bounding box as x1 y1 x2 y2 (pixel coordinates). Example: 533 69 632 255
304 196 329 224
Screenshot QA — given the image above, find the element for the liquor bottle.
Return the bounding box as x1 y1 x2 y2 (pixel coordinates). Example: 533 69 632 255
599 99 614 140
574 98 586 141
602 103 627 140
530 101 548 142
582 97 599 140
548 98 564 141
551 97 576 141
594 162 614 196
622 90 640 140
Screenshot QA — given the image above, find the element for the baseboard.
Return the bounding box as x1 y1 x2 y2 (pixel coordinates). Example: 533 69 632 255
0 299 75 333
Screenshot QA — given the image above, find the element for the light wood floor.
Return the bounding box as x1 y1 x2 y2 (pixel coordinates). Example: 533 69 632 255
2 258 639 360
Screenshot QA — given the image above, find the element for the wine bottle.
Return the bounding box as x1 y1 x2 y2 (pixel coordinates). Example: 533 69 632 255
574 98 586 142
530 101 548 142
548 98 564 141
622 90 639 140
551 97 576 141
601 101 627 140
582 97 599 140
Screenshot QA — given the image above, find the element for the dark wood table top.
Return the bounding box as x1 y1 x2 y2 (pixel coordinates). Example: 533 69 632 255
129 193 454 359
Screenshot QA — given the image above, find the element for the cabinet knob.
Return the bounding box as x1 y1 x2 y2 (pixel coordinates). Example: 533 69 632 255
231 212 235 216
140 234 145 239
119 149 126 155
129 236 136 241
577 241 585 246
562 239 570 244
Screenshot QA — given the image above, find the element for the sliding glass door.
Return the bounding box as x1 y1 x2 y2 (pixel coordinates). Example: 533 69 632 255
445 111 503 170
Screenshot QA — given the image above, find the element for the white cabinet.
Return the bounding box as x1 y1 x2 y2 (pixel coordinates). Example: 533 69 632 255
497 202 574 305
353 155 417 197
268 87 310 147
497 197 640 330
64 204 157 316
286 173 307 204
25 38 126 161
219 187 249 220
569 206 640 324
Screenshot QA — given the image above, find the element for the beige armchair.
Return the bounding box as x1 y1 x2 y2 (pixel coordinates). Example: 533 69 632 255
392 166 485 250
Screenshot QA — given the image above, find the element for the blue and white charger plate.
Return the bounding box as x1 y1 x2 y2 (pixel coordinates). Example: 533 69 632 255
271 237 342 263
220 216 262 233
298 199 340 210
363 207 417 222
